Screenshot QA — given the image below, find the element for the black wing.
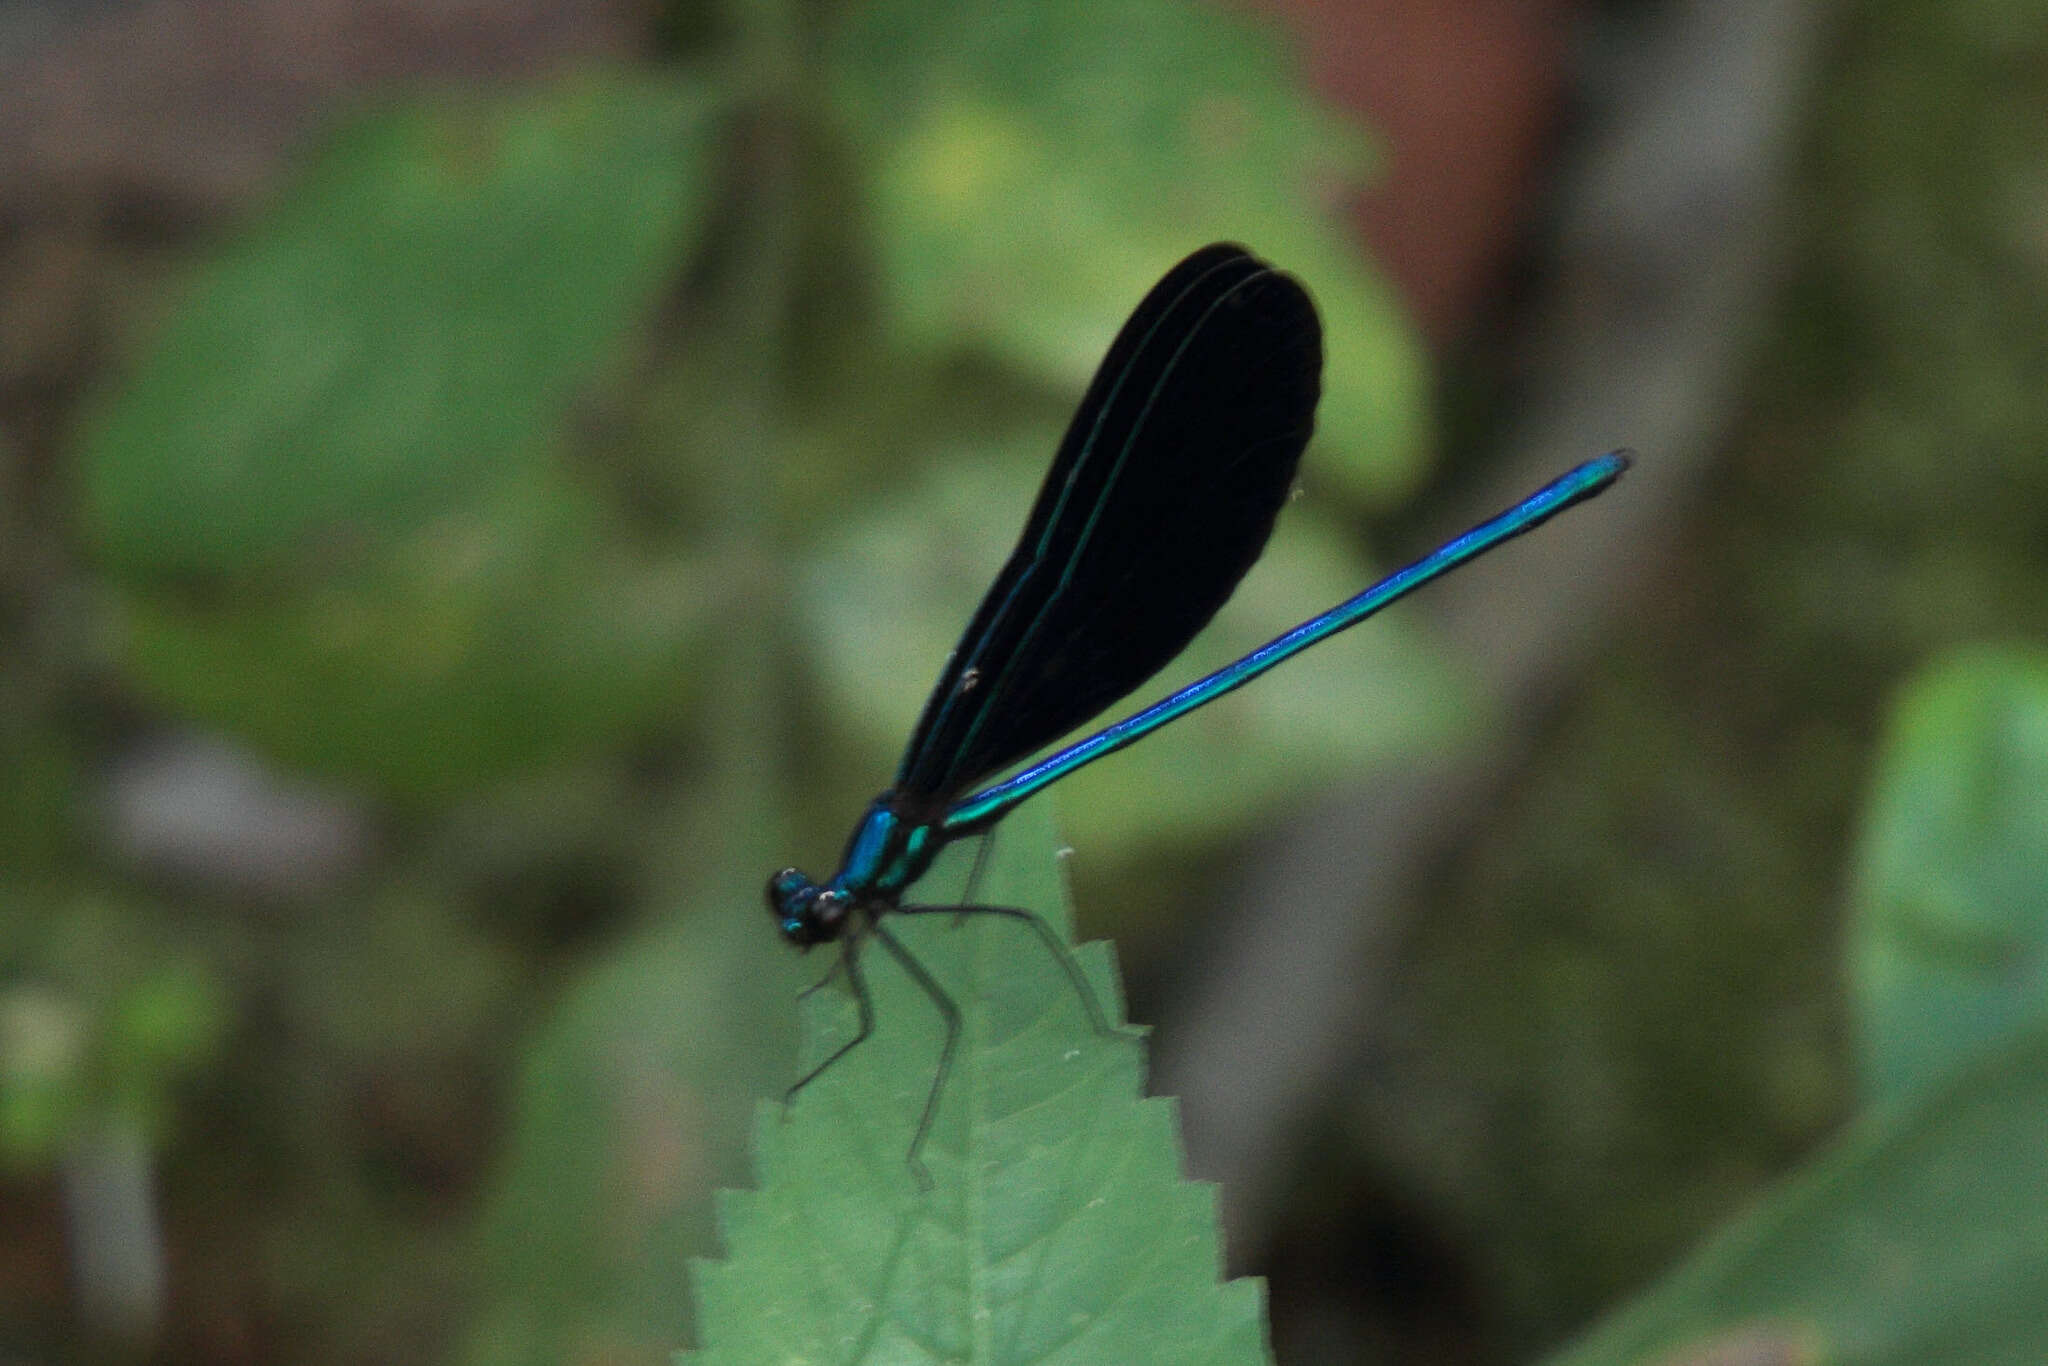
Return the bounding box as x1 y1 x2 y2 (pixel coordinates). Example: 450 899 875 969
893 243 1323 801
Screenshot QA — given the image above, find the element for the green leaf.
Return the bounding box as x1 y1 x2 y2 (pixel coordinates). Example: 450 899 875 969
74 73 728 795
688 799 1270 1365
80 72 724 577
112 467 713 795
1847 645 2048 1106
466 868 796 1366
1543 1022 2048 1366
829 0 1427 503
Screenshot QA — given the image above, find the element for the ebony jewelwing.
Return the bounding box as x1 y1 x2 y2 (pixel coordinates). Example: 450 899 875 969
768 243 1628 1182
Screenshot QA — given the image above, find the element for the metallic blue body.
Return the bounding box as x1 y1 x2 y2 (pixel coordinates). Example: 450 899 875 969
836 797 937 901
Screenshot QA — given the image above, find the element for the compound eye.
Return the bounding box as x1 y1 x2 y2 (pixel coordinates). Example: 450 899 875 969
766 869 823 946
765 867 811 913
812 888 853 935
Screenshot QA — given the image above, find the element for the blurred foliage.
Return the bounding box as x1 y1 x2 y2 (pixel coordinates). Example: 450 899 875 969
77 75 725 795
466 863 784 1366
1849 646 2048 1107
1545 648 2048 1365
1320 0 2048 1358
828 0 1426 500
1549 1035 2048 1366
81 78 719 579
690 801 1267 1365
0 888 229 1169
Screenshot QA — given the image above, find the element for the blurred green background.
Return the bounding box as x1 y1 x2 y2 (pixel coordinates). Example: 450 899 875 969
4 0 2048 1362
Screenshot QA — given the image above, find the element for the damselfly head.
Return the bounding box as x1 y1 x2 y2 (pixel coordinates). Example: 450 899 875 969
765 868 852 948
